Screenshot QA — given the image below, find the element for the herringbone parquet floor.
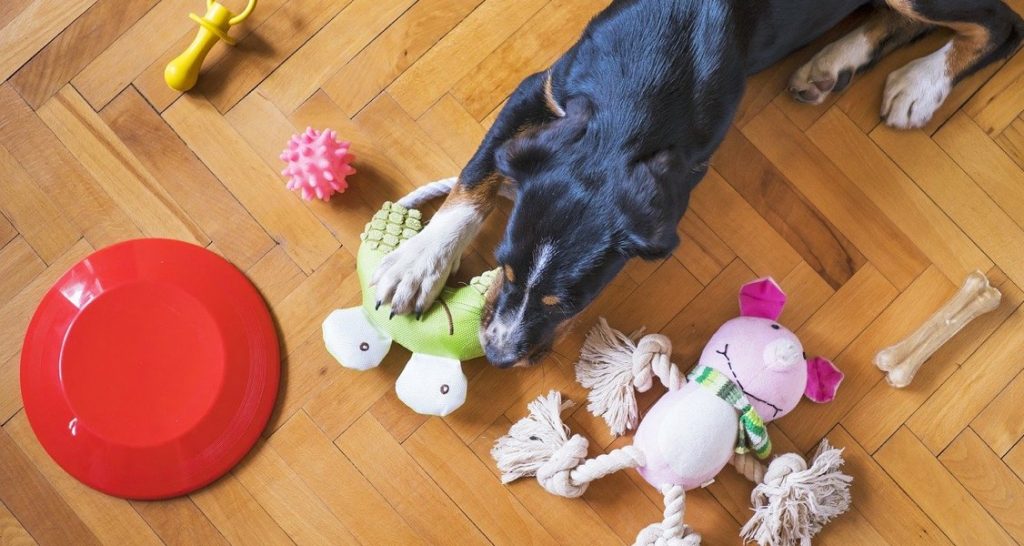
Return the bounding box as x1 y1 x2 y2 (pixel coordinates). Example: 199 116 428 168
3 0 1024 544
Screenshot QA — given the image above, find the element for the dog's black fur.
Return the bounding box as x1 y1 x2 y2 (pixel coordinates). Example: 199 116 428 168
410 0 1023 367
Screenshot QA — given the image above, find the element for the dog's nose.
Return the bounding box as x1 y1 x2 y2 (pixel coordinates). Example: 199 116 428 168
484 342 522 369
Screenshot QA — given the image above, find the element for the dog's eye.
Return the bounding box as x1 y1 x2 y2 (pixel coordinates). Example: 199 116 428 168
504 264 515 283
542 295 560 306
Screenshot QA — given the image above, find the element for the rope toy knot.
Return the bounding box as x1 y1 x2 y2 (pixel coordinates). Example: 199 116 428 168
633 334 683 391
761 453 807 486
536 435 590 498
576 319 685 436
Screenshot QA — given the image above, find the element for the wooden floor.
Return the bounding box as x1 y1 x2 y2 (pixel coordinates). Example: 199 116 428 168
2 1 1024 544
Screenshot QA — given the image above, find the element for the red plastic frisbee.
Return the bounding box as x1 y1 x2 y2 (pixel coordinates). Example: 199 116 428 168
21 239 279 499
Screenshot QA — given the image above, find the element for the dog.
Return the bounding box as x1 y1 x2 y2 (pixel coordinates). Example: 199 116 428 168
372 0 1024 368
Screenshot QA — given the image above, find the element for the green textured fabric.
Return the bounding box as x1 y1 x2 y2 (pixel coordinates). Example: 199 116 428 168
357 202 498 361
689 364 772 460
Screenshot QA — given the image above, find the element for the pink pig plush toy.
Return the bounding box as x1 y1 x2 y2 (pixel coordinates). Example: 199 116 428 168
492 278 851 546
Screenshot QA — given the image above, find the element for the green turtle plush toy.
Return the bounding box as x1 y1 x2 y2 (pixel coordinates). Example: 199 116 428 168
323 182 497 416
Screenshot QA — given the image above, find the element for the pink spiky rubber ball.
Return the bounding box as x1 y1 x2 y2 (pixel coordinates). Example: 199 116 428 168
280 127 356 201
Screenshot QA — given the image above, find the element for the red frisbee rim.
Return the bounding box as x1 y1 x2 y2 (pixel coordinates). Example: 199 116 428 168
20 239 279 500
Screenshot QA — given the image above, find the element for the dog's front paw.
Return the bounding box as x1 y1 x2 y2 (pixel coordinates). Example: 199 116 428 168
882 43 952 129
790 31 873 104
372 233 457 316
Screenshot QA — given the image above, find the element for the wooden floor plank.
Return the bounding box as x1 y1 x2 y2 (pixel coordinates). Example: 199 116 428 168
259 0 414 114
876 427 1014 545
131 497 228 546
0 424 99 546
230 441 358 545
337 414 490 545
0 238 45 309
323 0 480 118
0 84 140 248
449 0 606 121
713 129 865 289
189 473 294 546
101 87 275 270
0 498 37 546
808 107 991 284
972 367 1024 457
871 125 1024 290
271 411 424 545
672 212 735 286
405 418 558 545
388 0 547 118
0 0 96 83
9 0 157 109
940 429 1024 544
933 113 1024 232
0 145 81 264
743 103 929 289
37 86 207 245
690 169 803 279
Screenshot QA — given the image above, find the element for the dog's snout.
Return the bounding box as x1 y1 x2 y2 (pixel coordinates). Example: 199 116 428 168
482 320 525 368
484 343 522 369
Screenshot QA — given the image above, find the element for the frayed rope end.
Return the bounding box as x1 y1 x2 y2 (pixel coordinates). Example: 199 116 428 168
491 391 575 484
740 439 852 546
575 318 647 436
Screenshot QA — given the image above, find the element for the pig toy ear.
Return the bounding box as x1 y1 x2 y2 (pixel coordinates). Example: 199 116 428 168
805 357 843 403
739 277 786 320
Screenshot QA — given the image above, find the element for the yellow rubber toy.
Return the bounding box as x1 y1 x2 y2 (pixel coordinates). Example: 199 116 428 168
164 0 257 92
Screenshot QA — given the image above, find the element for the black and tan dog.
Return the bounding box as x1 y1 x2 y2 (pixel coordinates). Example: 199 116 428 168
372 0 1023 367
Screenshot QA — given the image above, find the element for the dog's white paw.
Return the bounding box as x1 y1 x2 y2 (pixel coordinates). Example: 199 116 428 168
372 233 455 316
790 30 873 104
372 202 481 316
882 42 952 129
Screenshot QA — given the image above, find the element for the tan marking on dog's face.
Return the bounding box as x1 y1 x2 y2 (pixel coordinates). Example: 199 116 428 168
542 295 560 306
504 264 515 284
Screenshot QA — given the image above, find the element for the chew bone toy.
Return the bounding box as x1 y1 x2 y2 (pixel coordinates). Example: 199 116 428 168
875 270 1001 388
322 180 497 416
493 278 852 545
165 0 257 92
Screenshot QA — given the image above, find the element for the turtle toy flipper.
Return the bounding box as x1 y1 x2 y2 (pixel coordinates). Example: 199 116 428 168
322 189 498 417
322 308 392 371
396 354 467 416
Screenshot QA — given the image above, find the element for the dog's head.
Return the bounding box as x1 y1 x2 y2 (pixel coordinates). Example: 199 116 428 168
480 98 703 367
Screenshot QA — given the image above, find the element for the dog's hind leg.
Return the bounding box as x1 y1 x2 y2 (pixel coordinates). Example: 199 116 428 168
880 0 1024 128
790 7 932 104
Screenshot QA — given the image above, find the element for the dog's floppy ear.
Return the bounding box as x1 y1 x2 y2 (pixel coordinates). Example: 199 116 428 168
616 149 686 260
495 97 592 182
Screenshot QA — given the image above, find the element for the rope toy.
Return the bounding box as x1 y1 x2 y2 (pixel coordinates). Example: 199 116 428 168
493 278 852 545
321 178 498 416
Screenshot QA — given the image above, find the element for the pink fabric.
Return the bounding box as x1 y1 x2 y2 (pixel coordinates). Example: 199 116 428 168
738 278 787 320
804 356 844 403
